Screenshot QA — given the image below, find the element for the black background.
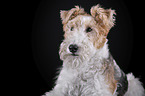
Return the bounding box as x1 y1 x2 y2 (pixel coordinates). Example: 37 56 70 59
20 0 145 96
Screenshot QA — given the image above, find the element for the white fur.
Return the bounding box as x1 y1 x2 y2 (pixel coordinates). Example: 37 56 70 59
124 73 145 96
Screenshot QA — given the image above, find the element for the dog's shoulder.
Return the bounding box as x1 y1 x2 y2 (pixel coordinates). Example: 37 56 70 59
106 53 128 96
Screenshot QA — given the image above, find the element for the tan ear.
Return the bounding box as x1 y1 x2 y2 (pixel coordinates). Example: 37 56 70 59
90 4 116 35
60 6 86 24
60 10 69 23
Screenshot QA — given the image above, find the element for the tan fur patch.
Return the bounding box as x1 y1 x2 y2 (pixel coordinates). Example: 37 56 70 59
60 6 87 25
103 62 118 94
90 4 116 34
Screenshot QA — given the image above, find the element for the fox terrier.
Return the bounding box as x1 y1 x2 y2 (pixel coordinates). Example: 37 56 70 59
43 4 145 96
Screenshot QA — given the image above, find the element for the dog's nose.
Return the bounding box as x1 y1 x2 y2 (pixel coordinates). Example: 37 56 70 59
69 44 78 53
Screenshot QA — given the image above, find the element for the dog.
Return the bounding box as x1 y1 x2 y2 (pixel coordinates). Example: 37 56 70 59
43 4 145 96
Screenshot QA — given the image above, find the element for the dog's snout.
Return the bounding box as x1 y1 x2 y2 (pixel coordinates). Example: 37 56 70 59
69 44 78 53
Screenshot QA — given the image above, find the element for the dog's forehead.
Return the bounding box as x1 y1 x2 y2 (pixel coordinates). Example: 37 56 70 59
68 15 95 25
80 15 94 22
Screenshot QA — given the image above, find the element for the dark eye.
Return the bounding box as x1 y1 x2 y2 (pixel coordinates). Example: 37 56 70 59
71 27 74 31
86 27 92 33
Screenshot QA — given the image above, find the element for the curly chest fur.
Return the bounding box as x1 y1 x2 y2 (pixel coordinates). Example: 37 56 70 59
56 63 114 96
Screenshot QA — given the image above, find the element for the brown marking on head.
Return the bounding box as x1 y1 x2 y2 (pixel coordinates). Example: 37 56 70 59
60 6 87 25
90 4 116 36
60 4 116 49
89 4 116 48
60 6 89 38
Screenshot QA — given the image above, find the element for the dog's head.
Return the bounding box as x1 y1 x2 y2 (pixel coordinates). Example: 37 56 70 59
59 5 116 67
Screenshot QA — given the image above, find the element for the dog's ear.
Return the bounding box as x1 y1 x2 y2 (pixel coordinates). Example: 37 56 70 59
90 4 116 36
60 6 86 24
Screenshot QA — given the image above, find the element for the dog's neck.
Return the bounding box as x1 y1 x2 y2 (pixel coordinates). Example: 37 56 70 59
94 42 109 60
85 42 109 69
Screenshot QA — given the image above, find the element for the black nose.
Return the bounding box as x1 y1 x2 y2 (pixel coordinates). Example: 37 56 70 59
69 44 78 53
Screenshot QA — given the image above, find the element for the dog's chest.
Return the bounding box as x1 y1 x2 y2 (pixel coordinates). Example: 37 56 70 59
63 67 110 96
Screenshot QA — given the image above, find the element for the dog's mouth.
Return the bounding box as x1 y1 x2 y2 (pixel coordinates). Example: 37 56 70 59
71 53 79 56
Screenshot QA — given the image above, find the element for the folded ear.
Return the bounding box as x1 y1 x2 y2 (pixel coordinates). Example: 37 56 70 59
60 6 86 24
90 4 116 35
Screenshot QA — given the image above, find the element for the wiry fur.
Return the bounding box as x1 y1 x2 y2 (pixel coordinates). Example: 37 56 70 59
43 4 145 96
124 73 145 96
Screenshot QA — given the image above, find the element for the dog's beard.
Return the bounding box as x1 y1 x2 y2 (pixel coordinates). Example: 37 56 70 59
63 56 83 68
59 40 96 68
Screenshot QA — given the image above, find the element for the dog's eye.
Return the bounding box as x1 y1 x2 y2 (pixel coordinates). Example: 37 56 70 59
71 27 74 31
86 27 92 33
